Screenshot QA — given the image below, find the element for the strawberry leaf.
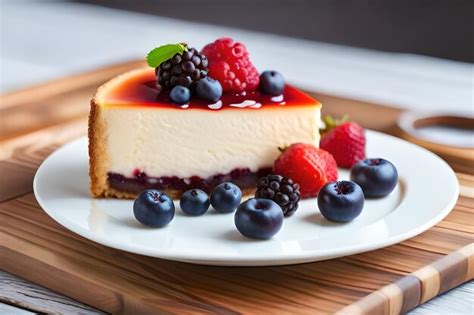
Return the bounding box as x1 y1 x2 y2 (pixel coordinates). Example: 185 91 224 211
320 114 350 136
146 43 187 67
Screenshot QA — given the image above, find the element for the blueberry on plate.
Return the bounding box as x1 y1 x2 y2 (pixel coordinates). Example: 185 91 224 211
180 189 210 216
169 85 191 104
210 182 242 213
133 190 175 227
259 70 285 96
317 181 364 223
196 77 223 102
350 158 398 197
235 198 284 239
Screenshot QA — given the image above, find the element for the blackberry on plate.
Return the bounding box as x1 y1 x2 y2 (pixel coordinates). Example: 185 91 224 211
255 174 301 217
156 48 209 90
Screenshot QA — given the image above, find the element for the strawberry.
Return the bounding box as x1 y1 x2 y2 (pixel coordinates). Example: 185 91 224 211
274 143 338 198
320 116 365 168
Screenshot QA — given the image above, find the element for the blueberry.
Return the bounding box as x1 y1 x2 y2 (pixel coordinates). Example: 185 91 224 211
259 70 285 96
317 181 364 223
235 198 283 239
210 182 242 213
196 77 222 102
133 190 175 227
169 85 191 104
350 158 398 198
180 189 210 216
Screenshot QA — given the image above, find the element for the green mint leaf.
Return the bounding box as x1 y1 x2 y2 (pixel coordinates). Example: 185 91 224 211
146 43 187 67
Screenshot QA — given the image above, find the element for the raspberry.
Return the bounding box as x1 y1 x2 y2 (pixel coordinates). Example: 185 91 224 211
201 37 259 93
273 143 338 198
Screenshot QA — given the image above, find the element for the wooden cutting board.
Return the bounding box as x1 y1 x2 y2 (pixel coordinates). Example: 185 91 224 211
1 60 473 314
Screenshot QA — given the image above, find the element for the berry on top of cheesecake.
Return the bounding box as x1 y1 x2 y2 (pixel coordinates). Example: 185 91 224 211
201 37 260 93
154 45 209 90
146 38 284 104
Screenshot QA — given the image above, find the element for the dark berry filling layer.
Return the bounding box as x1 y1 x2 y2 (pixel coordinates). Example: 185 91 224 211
108 167 272 196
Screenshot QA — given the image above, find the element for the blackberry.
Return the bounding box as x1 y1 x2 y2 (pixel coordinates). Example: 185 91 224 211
255 174 301 217
156 48 209 90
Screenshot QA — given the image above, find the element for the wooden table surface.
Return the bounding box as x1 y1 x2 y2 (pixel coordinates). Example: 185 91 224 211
0 60 473 314
1 271 472 315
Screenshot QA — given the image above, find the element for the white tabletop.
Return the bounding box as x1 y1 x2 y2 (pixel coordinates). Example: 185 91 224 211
1 1 473 314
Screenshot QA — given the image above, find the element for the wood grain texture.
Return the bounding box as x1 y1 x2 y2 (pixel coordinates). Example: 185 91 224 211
0 60 473 314
0 270 102 314
0 60 145 141
409 281 474 314
337 244 474 314
0 180 472 314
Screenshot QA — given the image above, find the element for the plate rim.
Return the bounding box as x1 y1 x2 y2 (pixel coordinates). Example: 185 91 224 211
33 130 459 266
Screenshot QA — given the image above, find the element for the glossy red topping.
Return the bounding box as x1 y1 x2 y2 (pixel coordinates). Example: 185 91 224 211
102 69 319 110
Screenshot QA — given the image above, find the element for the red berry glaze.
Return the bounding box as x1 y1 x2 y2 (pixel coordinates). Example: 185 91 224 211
201 37 259 93
274 143 338 198
320 122 366 168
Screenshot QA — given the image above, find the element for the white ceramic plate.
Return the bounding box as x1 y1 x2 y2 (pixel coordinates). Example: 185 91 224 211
34 131 458 266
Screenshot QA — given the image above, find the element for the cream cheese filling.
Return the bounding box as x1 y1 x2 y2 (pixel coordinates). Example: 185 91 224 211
102 106 320 179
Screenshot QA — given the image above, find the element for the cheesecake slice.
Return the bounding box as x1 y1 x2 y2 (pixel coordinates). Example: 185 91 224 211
89 68 321 199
